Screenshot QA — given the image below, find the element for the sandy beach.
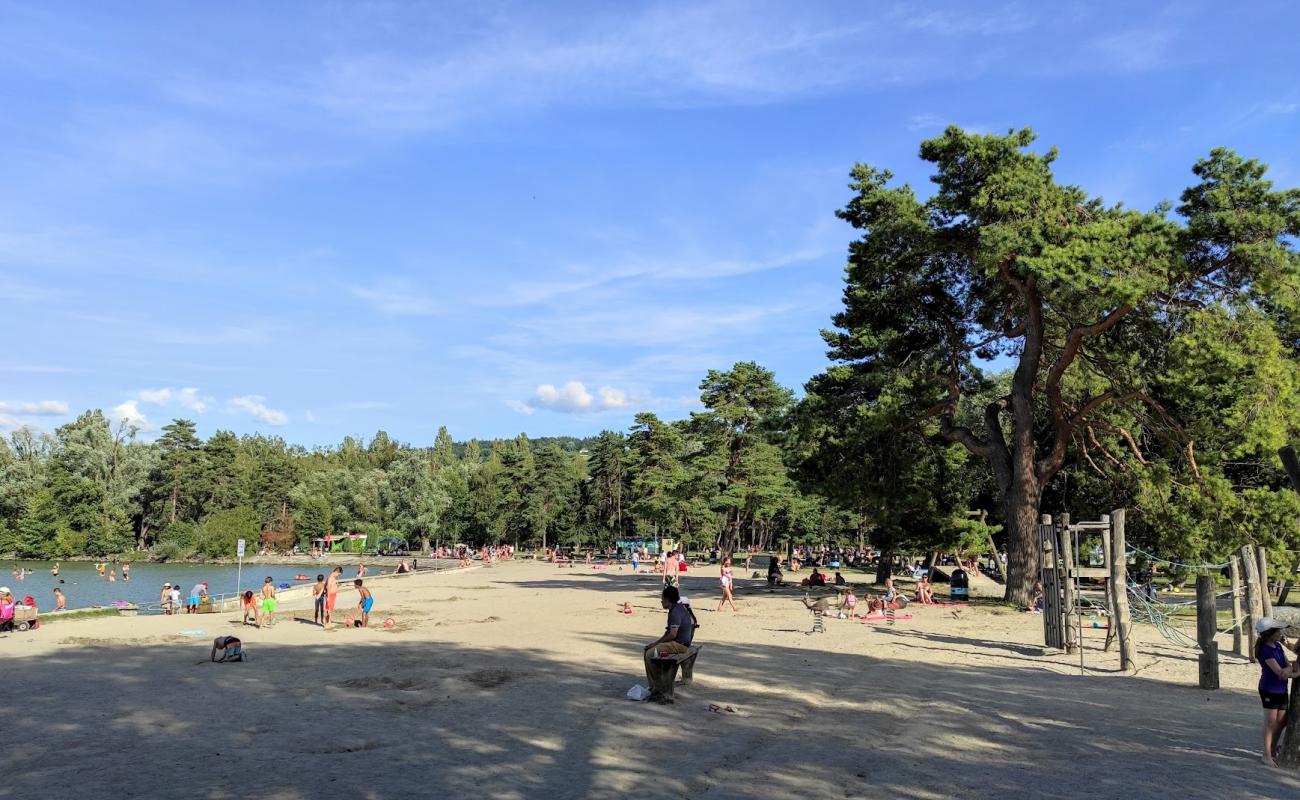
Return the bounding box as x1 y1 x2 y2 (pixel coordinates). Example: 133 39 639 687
2 560 1298 800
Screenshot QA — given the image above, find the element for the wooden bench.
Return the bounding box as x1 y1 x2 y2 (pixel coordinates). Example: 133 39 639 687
648 644 702 703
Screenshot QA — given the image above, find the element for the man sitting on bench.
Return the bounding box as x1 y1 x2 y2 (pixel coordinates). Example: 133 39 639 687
643 585 695 688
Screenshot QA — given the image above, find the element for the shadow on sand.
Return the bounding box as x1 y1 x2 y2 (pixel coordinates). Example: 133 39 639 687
4 617 1299 800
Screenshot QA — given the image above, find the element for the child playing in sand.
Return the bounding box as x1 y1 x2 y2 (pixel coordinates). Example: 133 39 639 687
242 590 257 626
351 579 373 627
840 587 858 616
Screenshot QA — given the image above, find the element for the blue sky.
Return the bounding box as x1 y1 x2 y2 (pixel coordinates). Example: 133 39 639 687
2 1 1297 446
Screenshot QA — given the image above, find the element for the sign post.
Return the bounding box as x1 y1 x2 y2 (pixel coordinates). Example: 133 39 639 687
236 538 246 610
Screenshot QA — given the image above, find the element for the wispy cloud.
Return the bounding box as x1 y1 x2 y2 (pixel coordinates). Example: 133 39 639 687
0 273 60 303
0 400 68 415
231 395 289 426
351 279 440 316
135 387 208 413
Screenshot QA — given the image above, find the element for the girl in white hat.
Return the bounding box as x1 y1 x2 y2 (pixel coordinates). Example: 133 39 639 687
1255 617 1300 766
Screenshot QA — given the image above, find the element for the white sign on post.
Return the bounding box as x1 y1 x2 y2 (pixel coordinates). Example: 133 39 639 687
235 538 246 609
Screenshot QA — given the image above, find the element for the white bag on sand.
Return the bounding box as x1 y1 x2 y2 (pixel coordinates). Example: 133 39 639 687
626 684 651 701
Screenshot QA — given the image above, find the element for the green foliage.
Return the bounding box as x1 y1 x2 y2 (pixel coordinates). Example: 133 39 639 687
197 506 259 558
819 126 1300 601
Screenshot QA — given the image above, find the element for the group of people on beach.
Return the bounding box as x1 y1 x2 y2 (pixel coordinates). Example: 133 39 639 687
299 566 375 629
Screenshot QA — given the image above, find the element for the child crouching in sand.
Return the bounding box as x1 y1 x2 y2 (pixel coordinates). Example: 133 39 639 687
347 579 374 627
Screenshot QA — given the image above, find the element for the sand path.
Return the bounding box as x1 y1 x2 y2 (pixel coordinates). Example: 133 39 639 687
2 561 1297 799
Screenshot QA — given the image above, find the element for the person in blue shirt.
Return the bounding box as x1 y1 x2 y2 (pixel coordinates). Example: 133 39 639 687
642 586 696 688
1256 617 1300 767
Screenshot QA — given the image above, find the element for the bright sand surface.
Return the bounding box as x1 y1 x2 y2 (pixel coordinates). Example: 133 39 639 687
3 561 1299 800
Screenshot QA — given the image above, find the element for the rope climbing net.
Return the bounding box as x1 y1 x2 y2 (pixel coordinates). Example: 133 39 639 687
1081 576 1248 652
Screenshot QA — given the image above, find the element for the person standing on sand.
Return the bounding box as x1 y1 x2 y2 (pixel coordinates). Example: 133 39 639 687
717 558 738 612
259 577 277 628
312 574 326 626
663 550 679 588
324 566 342 628
1256 618 1300 766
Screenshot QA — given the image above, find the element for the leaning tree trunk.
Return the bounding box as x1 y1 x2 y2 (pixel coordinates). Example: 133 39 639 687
1002 481 1042 607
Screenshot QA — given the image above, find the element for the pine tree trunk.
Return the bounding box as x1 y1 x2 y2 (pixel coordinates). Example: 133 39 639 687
1002 481 1042 606
875 550 894 585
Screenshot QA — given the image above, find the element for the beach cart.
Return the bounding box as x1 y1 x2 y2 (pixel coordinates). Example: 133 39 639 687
13 604 40 631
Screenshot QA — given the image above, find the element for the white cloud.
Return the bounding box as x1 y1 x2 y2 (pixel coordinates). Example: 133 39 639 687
135 386 208 413
305 410 316 423
0 400 68 415
231 395 289 426
522 381 631 414
536 381 593 413
507 400 536 416
598 386 630 408
111 400 153 431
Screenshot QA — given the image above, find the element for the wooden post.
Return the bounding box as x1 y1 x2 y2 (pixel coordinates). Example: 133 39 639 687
1229 556 1243 657
1101 513 1116 652
1257 546 1273 617
1039 515 1065 650
1102 512 1112 650
1196 575 1219 689
1109 509 1136 671
1241 545 1260 663
1059 514 1079 655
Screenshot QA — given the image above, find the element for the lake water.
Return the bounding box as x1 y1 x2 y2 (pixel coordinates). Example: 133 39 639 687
4 559 443 614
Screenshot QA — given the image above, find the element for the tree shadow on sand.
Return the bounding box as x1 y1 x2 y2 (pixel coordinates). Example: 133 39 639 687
3 627 1298 800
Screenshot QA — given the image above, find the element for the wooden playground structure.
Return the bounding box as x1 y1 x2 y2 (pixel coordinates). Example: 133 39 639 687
1037 510 1135 671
